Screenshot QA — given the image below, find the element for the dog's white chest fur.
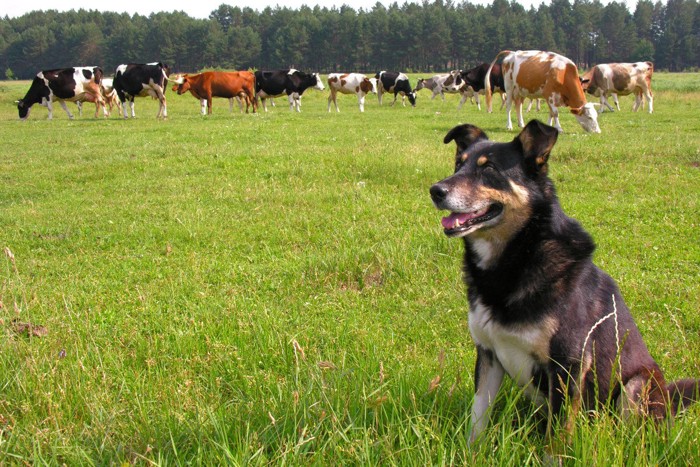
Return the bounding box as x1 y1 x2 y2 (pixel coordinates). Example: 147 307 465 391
469 299 557 389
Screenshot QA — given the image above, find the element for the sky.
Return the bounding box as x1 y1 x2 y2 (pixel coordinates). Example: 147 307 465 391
2 0 637 20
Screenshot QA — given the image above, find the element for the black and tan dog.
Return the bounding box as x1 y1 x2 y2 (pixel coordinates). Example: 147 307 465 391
429 120 698 443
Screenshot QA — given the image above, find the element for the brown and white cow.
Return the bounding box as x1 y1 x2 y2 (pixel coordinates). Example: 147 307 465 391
580 62 654 113
486 50 600 133
99 77 122 116
171 71 257 114
327 73 377 112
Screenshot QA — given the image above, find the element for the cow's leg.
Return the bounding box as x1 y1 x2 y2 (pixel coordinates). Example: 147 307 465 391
546 102 562 133
600 94 614 113
290 93 301 112
391 92 398 106
358 93 365 112
58 100 75 120
121 99 129 119
45 100 54 120
207 96 213 115
76 101 83 117
515 97 525 128
645 89 653 114
200 98 207 115
475 93 481 111
457 92 468 110
262 97 269 112
468 347 505 444
377 88 383 105
505 93 514 131
612 93 621 111
328 91 339 112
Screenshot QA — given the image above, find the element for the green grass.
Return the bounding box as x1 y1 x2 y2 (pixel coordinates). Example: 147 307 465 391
1 73 699 464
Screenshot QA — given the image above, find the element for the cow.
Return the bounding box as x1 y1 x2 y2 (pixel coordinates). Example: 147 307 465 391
99 77 122 116
413 72 464 101
171 71 257 114
77 77 121 117
486 50 600 133
459 63 506 112
580 62 654 113
375 71 416 107
255 69 325 112
326 73 377 112
16 67 106 120
113 62 170 119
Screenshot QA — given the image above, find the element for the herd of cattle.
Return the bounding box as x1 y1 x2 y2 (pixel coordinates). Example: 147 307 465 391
15 49 655 133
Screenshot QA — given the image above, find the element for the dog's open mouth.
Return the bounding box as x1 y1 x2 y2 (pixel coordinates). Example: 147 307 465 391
441 203 504 236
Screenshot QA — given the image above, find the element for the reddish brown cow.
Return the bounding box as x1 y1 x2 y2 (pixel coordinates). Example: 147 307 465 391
171 71 257 114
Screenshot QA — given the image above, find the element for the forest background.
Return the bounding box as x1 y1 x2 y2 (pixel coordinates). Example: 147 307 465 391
1 0 699 80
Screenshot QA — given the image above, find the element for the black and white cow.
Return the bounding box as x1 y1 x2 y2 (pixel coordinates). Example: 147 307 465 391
255 69 325 112
113 62 170 119
375 71 416 107
459 63 506 112
16 67 106 120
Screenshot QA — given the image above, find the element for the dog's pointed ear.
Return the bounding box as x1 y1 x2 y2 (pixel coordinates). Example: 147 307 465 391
516 120 558 175
444 124 488 150
444 124 489 170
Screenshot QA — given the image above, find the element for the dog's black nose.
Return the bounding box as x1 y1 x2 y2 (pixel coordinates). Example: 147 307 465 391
430 183 449 203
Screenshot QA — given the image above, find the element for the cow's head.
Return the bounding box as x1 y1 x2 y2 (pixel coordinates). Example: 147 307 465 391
16 99 30 120
408 90 417 107
368 78 378 94
571 102 601 133
414 79 425 92
170 74 189 94
313 73 325 91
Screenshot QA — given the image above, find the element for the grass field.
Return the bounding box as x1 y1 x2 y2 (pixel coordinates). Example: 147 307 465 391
1 73 699 464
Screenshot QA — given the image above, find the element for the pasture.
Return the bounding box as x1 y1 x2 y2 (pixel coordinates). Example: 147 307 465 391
1 73 699 464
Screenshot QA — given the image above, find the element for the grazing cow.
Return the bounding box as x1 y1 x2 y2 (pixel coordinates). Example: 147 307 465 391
16 67 106 120
255 69 325 112
375 71 416 107
171 71 257 114
326 73 377 112
459 63 506 112
413 72 464 101
113 62 170 119
486 50 600 133
580 62 654 113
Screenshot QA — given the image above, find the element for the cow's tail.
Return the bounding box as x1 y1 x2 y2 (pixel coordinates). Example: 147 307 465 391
485 50 511 113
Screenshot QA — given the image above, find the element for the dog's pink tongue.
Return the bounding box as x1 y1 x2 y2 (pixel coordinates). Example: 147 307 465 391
442 212 470 229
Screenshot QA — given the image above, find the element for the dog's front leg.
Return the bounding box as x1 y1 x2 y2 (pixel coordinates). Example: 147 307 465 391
546 364 583 452
469 346 505 444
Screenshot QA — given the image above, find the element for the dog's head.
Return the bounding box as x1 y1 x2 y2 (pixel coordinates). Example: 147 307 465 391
430 120 558 241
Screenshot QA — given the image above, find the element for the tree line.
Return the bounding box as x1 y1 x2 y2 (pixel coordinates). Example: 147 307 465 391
1 0 699 80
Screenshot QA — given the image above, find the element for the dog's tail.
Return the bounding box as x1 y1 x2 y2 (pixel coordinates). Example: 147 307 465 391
667 379 700 414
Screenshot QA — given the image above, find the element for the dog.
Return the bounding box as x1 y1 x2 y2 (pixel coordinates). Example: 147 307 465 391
429 119 699 444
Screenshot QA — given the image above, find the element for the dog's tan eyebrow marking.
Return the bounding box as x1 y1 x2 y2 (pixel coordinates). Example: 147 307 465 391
460 152 469 163
477 155 488 166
